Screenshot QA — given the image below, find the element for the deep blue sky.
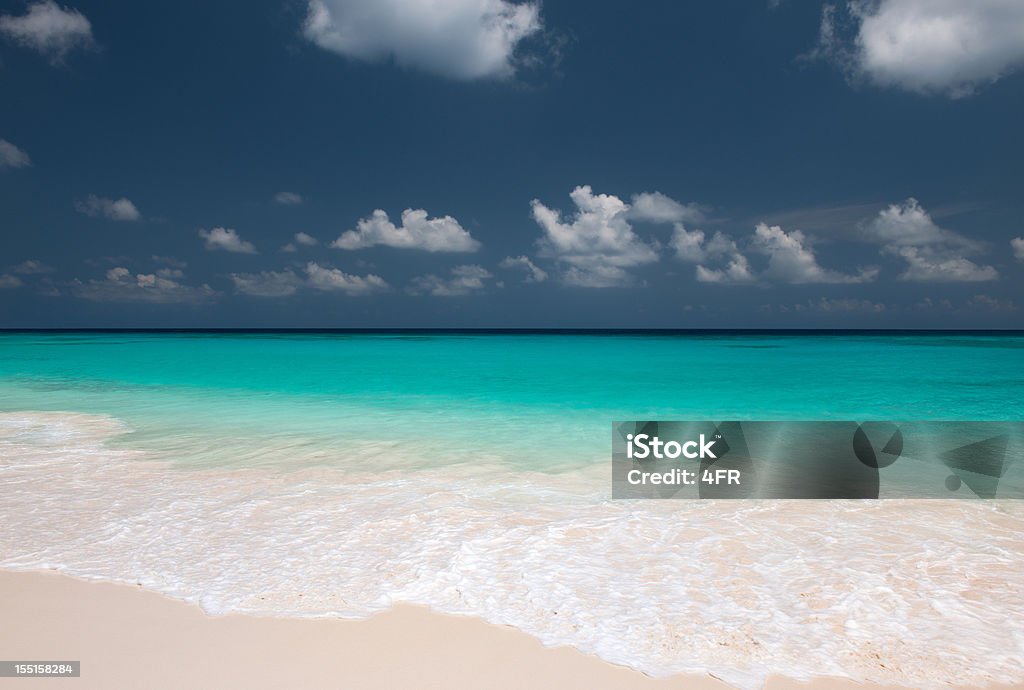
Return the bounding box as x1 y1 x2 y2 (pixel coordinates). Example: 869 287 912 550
1 0 1022 327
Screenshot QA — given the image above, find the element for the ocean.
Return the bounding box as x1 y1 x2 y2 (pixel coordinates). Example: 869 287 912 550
1 331 1023 688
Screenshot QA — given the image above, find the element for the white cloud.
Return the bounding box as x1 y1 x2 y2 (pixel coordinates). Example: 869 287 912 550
302 0 542 80
1012 237 1024 260
274 191 304 205
670 225 738 263
670 225 707 263
73 267 218 303
305 262 387 294
0 139 31 169
75 194 141 221
672 221 873 285
282 232 318 253
670 224 757 284
332 208 480 252
864 199 997 281
813 0 1024 97
231 270 304 297
627 192 704 224
890 246 998 282
695 254 756 284
9 259 52 275
531 185 659 288
410 264 492 296
753 222 877 284
232 263 387 297
499 255 547 283
0 1 95 63
199 227 257 254
0 274 23 289
864 198 980 250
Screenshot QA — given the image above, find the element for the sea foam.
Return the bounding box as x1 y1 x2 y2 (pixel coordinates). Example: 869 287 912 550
1 412 1022 689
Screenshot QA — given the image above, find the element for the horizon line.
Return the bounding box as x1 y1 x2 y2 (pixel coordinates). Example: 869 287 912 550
2 328 1023 335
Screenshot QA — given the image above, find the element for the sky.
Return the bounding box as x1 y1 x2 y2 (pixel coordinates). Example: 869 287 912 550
0 0 1022 328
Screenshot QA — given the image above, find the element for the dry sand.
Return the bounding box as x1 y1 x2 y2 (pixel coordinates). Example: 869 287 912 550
0 569 1016 690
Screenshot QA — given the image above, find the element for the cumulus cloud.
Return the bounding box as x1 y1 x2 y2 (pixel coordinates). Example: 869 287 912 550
626 192 704 224
864 198 980 250
522 186 704 287
753 222 877 284
499 255 547 283
75 194 141 221
302 0 542 80
199 227 257 254
531 186 659 288
231 263 387 297
864 199 997 281
811 0 1024 97
0 1 95 63
671 220 874 285
282 232 318 253
888 246 998 282
0 274 23 289
231 270 304 297
670 225 706 263
695 254 756 284
670 225 756 284
332 208 480 252
1012 237 1024 260
305 262 387 294
9 259 52 275
0 139 31 169
274 191 304 205
410 264 492 296
73 267 218 303
670 225 739 263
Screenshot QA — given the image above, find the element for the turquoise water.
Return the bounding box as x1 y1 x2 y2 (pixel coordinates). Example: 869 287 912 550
1 331 1022 471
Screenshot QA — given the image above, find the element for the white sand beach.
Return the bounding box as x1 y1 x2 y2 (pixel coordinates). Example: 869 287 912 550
4 569 1001 690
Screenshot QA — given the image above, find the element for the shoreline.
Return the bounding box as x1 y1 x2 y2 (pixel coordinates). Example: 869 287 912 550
1 569 1019 690
3 411 1024 688
0 570 900 689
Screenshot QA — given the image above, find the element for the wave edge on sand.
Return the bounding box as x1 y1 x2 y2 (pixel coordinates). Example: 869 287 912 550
1 411 1023 689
